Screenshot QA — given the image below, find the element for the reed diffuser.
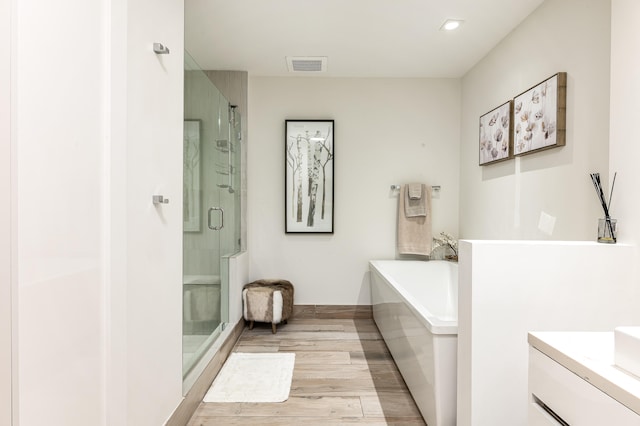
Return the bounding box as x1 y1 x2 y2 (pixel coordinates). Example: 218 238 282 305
589 172 617 243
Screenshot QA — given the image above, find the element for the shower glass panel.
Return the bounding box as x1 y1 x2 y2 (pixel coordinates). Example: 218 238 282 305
182 52 241 379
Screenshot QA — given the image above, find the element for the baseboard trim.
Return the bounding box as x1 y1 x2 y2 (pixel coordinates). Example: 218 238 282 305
166 319 244 426
292 304 372 319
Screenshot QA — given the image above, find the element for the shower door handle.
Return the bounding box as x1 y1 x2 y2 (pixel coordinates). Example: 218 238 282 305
208 207 224 230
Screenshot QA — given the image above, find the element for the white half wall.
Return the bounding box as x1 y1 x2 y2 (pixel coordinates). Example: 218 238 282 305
460 0 611 240
248 77 460 305
457 240 640 426
610 0 640 247
229 251 249 324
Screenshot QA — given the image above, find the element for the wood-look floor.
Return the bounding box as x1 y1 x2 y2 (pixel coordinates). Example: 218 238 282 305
187 317 426 425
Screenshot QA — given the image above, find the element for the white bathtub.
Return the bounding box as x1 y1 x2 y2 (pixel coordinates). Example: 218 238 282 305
370 260 458 426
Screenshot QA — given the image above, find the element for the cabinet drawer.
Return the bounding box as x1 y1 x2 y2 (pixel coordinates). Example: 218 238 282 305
529 347 640 425
529 399 564 426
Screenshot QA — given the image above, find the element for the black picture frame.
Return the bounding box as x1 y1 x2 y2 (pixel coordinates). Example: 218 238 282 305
285 120 334 233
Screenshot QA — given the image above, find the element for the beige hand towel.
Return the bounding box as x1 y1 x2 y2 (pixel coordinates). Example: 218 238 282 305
397 184 432 256
405 183 427 217
408 183 422 199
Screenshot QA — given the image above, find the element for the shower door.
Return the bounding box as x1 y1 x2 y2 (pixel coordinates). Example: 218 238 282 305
182 52 241 379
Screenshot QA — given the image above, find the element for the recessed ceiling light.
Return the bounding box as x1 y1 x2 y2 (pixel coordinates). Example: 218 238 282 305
440 19 464 31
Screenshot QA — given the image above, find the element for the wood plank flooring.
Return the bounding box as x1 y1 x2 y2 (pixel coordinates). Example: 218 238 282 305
187 317 426 425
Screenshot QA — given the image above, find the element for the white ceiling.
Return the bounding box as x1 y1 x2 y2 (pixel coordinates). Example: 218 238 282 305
185 0 545 78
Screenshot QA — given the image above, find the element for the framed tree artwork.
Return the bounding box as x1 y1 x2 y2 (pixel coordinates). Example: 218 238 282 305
183 120 201 232
285 119 334 233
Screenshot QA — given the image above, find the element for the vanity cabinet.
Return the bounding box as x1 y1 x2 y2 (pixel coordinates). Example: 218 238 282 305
528 332 640 426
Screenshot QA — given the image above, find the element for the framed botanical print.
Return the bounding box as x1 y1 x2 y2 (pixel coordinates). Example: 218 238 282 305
479 100 513 165
513 72 567 156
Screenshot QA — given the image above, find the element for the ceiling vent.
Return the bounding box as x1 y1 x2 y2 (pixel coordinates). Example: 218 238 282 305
286 56 328 73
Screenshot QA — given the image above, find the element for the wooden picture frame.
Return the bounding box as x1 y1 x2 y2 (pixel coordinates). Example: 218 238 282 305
513 72 567 156
479 100 513 165
285 120 334 233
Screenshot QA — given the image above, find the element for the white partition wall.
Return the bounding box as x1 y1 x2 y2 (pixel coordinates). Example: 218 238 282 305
457 240 640 426
15 0 109 423
10 0 186 424
1 0 12 422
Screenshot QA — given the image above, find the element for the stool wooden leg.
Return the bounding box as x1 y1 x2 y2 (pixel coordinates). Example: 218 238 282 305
271 323 277 334
249 320 254 330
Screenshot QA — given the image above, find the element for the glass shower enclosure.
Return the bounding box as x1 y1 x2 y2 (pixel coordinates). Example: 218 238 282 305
182 52 242 379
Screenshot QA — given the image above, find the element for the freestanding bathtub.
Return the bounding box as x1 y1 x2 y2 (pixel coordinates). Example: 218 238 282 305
369 260 458 426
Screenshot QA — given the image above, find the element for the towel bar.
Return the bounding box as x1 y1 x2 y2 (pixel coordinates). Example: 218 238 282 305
390 184 441 191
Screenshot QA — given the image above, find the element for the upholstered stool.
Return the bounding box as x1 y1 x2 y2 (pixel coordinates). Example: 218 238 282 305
242 279 294 334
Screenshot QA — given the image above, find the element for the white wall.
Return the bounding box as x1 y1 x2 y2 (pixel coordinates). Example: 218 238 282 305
457 240 640 426
11 0 185 425
248 77 460 304
459 0 611 240
15 0 108 423
1 0 12 423
610 0 640 247
106 1 128 423
123 0 184 423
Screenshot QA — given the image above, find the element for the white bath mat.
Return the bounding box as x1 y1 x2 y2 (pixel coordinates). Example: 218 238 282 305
203 352 296 403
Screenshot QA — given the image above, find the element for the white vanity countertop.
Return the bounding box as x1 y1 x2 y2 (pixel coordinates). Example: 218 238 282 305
528 331 640 416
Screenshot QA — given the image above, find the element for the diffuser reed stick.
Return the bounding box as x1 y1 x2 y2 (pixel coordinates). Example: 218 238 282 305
608 172 617 211
590 172 616 242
